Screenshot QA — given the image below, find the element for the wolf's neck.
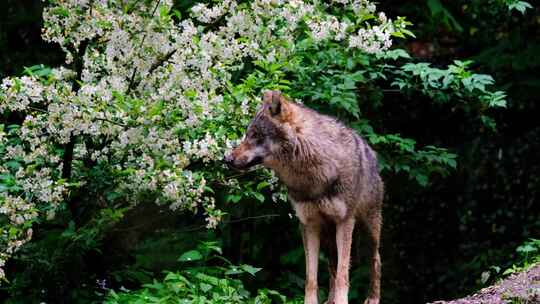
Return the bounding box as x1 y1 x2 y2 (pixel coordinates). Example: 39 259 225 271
270 134 335 190
283 133 321 166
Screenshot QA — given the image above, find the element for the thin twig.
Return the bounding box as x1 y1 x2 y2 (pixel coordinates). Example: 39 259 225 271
113 213 281 232
381 89 401 93
127 49 178 91
27 106 47 113
224 168 261 180
94 117 127 127
126 0 162 94
147 49 177 75
227 214 281 224
179 214 282 233
27 106 127 127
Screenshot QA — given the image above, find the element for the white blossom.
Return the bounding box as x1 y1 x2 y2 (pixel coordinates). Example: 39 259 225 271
349 25 393 53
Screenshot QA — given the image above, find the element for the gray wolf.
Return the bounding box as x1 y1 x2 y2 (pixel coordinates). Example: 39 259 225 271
225 90 383 304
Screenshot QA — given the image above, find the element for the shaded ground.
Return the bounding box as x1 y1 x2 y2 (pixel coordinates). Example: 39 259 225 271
430 264 540 304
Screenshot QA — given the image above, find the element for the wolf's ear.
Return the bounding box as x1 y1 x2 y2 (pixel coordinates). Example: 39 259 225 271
263 90 287 118
269 91 282 116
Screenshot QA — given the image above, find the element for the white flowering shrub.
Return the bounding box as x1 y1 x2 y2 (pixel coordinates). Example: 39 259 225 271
0 0 415 281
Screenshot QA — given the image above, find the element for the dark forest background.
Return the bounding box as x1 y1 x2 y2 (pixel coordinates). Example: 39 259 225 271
0 0 539 303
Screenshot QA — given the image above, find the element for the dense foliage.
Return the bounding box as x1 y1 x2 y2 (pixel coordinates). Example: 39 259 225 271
0 0 538 303
105 241 294 304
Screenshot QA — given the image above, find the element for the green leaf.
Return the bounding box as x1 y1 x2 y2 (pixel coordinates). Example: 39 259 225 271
194 273 220 285
391 31 405 39
415 174 429 186
5 160 21 171
426 0 463 32
256 181 271 191
200 241 222 255
225 194 242 203
401 29 417 38
52 6 70 17
199 282 212 292
252 192 265 203
159 5 170 18
502 266 518 276
380 49 411 60
447 158 457 169
178 250 203 262
164 272 180 281
171 9 182 20
240 264 262 276
508 1 533 14
225 266 244 275
106 191 122 202
517 244 537 254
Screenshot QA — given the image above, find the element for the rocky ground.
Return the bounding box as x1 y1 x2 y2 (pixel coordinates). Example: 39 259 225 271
429 264 540 304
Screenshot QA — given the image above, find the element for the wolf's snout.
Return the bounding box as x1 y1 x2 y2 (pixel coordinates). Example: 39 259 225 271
224 153 244 170
224 153 235 166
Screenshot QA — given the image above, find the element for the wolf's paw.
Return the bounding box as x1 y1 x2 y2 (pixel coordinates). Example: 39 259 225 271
330 294 347 304
304 295 318 304
363 297 379 304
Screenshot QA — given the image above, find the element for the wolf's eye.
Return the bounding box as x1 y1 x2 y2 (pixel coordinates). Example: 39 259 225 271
249 129 259 138
251 131 264 144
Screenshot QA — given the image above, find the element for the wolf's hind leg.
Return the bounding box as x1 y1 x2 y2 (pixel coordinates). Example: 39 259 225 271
334 217 355 304
363 211 381 304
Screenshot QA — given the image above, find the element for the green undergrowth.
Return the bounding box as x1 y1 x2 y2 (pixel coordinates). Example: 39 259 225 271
105 241 302 304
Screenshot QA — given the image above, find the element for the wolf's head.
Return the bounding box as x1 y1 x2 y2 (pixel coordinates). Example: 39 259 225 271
224 90 295 170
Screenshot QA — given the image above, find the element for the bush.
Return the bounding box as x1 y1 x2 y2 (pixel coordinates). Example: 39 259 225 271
105 242 293 304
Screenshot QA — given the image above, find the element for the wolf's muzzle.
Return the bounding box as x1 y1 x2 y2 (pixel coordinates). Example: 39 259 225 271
224 153 240 170
224 154 262 171
244 155 263 168
224 153 234 165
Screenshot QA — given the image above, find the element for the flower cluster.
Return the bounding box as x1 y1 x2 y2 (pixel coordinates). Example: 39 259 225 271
0 0 401 280
306 16 350 41
304 0 395 53
332 0 376 15
0 76 44 112
349 24 393 53
191 0 235 23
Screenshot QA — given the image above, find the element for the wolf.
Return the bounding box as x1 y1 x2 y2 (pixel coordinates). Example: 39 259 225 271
225 90 383 304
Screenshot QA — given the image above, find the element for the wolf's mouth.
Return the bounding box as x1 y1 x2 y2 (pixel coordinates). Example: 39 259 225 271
245 156 263 168
230 156 263 171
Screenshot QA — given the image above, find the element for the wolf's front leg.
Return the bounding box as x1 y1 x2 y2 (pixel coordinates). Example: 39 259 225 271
302 223 321 304
334 217 355 304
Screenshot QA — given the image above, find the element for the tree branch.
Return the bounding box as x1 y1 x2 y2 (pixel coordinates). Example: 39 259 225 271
112 214 282 233
62 38 92 180
148 49 177 75
126 0 162 95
